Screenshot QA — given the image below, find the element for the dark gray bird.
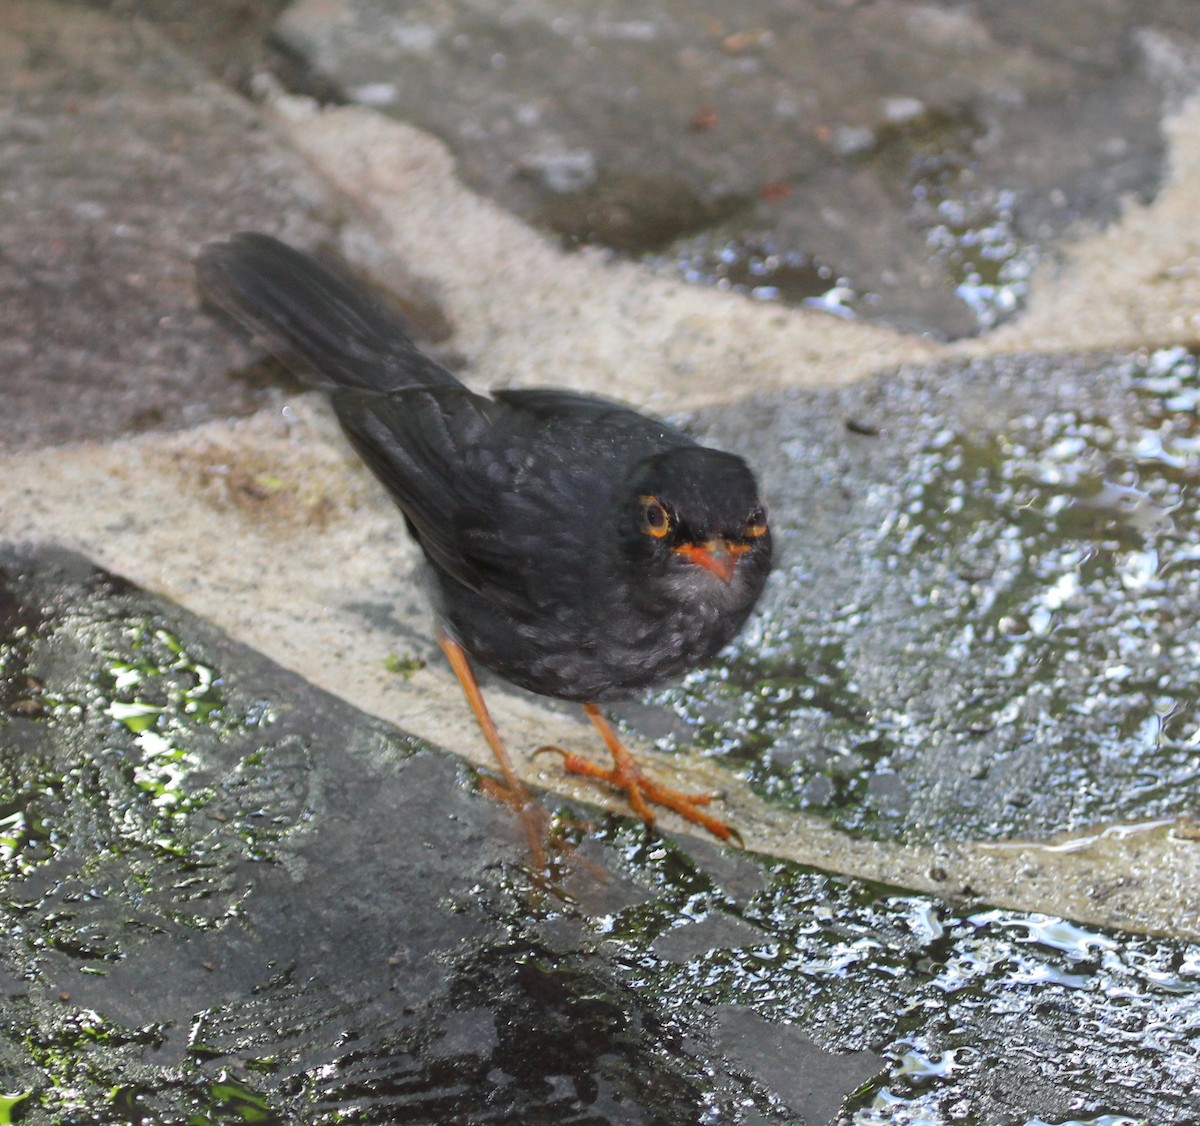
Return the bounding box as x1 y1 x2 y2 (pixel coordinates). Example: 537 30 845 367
196 234 771 840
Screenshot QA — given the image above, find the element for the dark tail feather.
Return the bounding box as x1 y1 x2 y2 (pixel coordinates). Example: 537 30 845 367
195 233 460 393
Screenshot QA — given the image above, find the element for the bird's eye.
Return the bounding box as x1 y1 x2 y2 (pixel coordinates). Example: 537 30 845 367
745 503 768 538
640 495 671 538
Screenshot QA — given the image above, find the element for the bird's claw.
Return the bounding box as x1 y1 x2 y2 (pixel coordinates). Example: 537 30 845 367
535 743 741 845
532 744 570 764
533 744 615 781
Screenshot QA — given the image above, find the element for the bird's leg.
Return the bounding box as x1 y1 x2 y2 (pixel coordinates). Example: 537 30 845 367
542 703 741 844
437 634 529 804
438 634 557 874
437 638 610 883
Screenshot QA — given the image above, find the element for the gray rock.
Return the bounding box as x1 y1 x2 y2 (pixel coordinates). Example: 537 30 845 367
273 0 1200 336
0 3 422 451
665 347 1200 842
2 543 1198 1123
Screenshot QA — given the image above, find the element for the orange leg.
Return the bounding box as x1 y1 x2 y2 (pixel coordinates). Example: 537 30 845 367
437 634 527 798
539 703 741 845
438 635 553 867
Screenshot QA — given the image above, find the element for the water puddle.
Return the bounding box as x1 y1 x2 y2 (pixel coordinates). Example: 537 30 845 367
648 233 860 316
880 106 1037 332
651 105 1040 333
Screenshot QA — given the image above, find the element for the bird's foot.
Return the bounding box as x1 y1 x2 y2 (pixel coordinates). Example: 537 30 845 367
477 772 536 813
476 773 607 884
534 745 742 845
476 774 556 870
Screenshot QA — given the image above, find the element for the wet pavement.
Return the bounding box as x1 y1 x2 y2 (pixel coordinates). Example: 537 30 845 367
3 545 1199 1123
676 348 1200 842
274 0 1200 338
4 0 1200 1121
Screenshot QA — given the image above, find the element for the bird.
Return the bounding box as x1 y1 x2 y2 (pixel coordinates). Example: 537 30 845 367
195 234 772 843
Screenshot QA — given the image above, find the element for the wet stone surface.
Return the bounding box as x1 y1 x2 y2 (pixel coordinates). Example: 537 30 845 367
3 545 1200 1124
0 3 346 451
273 0 1200 337
653 347 1200 845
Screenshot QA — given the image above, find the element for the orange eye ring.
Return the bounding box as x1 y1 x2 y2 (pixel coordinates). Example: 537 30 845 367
745 503 768 538
640 495 671 538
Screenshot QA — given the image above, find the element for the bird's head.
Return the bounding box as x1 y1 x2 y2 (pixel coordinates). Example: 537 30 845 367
619 447 772 608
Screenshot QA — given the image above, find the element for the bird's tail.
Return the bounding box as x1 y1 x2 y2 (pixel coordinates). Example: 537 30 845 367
195 233 459 393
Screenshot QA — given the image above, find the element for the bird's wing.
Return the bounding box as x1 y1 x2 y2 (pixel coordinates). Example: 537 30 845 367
330 385 505 586
331 386 611 613
494 387 693 447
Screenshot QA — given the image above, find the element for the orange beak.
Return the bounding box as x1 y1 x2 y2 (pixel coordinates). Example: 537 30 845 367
673 539 749 584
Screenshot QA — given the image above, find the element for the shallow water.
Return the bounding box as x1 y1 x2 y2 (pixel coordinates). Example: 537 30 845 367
654 106 1039 332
